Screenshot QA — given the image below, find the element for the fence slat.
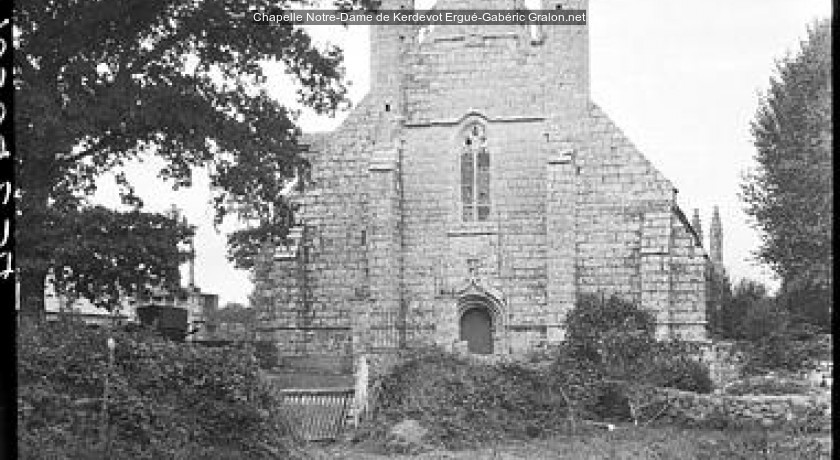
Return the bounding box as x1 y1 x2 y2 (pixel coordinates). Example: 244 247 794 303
275 387 354 441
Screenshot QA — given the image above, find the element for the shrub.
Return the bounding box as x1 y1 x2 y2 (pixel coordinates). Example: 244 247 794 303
642 341 714 394
561 294 714 420
714 279 769 340
544 344 607 419
361 295 716 447
567 295 712 389
360 348 569 449
732 300 826 375
647 352 714 394
566 294 656 364
17 319 298 460
777 280 831 333
741 333 825 375
713 278 828 375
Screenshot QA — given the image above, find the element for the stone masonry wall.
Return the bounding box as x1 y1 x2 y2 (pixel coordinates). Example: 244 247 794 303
254 97 386 359
668 209 709 340
401 121 557 354
395 0 592 353
404 0 588 126
573 104 686 339
302 100 381 356
254 0 709 359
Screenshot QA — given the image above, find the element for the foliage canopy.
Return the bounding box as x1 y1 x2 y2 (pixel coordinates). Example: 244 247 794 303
15 0 359 315
742 19 832 293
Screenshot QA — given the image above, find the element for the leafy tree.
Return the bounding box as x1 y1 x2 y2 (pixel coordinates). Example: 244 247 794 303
776 281 831 332
715 278 768 340
15 0 364 316
50 206 194 310
206 302 257 340
706 272 733 338
710 278 826 374
738 307 824 375
741 19 832 316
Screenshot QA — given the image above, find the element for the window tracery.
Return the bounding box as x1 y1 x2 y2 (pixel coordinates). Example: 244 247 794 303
460 123 490 221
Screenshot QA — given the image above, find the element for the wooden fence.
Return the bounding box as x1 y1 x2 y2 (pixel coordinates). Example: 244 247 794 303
275 388 355 441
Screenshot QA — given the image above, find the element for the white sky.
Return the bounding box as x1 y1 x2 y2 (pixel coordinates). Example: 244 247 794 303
94 0 832 306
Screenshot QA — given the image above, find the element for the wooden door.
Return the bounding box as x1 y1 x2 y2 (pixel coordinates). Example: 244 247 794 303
459 307 493 354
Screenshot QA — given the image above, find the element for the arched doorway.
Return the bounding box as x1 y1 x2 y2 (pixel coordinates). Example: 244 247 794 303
459 306 493 354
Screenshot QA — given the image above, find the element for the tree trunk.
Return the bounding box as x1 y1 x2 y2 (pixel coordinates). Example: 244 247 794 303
16 168 54 322
18 266 48 321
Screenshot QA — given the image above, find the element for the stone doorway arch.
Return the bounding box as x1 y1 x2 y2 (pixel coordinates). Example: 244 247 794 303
458 299 495 355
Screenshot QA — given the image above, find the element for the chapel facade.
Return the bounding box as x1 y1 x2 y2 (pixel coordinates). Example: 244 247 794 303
252 0 721 360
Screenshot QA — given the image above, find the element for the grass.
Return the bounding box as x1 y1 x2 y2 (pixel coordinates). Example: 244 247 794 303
306 425 831 459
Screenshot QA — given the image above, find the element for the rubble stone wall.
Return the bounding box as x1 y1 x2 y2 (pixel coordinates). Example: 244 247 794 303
654 387 831 431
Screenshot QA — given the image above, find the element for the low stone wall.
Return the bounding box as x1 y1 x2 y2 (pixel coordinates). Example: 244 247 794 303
699 340 833 395
800 360 833 388
699 341 746 389
652 387 831 431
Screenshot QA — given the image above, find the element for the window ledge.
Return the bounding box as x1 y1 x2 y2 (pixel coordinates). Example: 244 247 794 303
447 222 498 237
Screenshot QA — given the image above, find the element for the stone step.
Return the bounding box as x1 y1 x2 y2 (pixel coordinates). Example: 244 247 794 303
278 354 354 374
265 372 354 390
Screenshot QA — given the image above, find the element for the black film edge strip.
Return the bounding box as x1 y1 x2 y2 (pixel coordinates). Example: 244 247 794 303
0 8 17 460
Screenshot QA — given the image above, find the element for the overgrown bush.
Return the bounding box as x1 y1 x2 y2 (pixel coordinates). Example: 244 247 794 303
731 299 826 375
740 333 826 375
561 294 713 420
711 278 828 375
566 294 656 363
648 351 714 394
359 294 714 448
544 344 608 420
17 319 298 460
777 280 831 333
713 278 769 340
568 295 712 389
359 348 570 450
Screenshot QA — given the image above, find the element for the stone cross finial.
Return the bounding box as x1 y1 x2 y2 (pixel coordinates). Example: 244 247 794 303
467 258 480 282
710 206 723 268
691 208 703 245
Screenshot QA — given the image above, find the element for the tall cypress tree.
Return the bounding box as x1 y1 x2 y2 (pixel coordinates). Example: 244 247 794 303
742 18 832 325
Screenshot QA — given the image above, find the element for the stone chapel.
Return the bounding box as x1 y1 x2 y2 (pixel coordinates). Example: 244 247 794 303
253 0 723 361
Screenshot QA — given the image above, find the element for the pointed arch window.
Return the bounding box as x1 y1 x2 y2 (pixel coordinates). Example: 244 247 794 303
460 123 490 221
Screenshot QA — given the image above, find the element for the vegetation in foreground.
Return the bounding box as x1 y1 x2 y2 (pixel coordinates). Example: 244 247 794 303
17 319 299 460
710 276 831 376
351 292 830 456
17 293 830 459
316 425 830 460
354 295 714 452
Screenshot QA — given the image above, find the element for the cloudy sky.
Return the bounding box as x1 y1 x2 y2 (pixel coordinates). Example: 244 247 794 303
95 0 832 306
